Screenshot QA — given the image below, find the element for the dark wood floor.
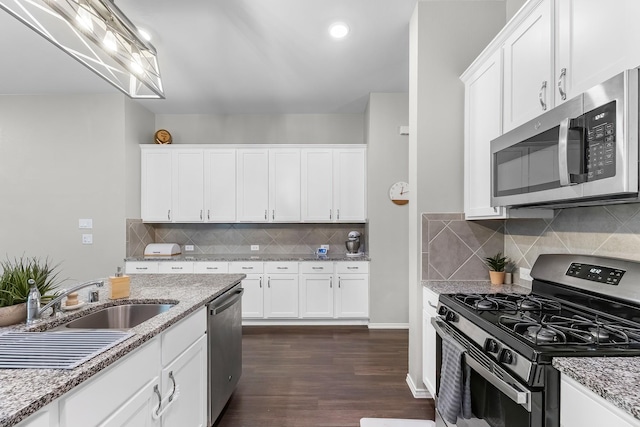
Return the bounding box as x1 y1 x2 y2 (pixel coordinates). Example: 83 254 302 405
215 326 435 427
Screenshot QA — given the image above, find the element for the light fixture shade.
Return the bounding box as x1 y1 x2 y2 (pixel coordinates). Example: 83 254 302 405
0 0 164 99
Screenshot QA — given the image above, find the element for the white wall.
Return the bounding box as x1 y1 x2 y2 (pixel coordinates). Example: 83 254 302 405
155 114 364 144
125 98 155 219
408 0 506 391
366 93 409 326
0 94 153 284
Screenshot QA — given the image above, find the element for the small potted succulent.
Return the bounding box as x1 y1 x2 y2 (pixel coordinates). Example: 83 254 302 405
485 252 509 285
0 256 62 326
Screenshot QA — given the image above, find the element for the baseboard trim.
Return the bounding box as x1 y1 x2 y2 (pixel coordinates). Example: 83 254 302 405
368 323 410 329
406 373 430 399
242 319 369 326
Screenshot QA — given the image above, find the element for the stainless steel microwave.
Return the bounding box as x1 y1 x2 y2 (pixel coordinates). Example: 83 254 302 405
491 68 639 208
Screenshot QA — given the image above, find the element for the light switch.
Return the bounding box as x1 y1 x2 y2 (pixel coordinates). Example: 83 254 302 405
82 234 93 245
79 219 93 229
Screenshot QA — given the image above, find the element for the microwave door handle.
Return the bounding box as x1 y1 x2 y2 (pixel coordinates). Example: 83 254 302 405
558 117 572 186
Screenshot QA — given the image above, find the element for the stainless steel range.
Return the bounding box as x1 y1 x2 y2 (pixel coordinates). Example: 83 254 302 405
432 254 640 427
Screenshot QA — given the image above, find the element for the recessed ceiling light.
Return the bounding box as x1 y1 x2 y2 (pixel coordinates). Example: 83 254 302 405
329 22 350 39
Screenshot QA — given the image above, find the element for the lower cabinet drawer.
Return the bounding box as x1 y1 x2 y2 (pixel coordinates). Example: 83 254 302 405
158 262 194 274
59 338 161 426
126 262 159 274
161 307 206 366
193 262 229 274
335 262 369 274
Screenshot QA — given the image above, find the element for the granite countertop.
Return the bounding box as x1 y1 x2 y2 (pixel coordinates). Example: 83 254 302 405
423 280 531 295
553 357 640 422
0 273 244 427
126 253 370 262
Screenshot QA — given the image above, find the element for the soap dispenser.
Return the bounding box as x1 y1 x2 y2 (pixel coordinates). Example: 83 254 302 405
26 278 41 324
109 267 130 299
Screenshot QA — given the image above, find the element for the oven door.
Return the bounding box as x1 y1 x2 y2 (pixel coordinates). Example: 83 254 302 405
432 318 546 427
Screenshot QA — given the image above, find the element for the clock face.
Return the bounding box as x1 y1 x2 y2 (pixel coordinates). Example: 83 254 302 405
154 129 172 144
389 181 409 205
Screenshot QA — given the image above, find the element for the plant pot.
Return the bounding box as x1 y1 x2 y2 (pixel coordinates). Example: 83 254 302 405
489 271 506 286
0 303 27 326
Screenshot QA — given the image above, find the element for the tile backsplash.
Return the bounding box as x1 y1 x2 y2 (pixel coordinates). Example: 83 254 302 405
126 219 366 257
422 213 504 281
505 203 640 269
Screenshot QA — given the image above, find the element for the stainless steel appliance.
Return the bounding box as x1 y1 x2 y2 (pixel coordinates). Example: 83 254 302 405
491 68 639 208
346 230 362 256
207 284 244 426
432 254 640 427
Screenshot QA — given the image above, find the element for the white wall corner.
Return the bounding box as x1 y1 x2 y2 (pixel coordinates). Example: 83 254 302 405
406 373 431 399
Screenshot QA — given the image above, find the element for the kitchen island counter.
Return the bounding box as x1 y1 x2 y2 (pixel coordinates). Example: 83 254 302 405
0 273 244 427
553 356 640 423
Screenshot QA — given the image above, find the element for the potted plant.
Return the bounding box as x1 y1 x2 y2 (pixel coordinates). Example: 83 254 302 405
485 252 508 285
0 256 62 326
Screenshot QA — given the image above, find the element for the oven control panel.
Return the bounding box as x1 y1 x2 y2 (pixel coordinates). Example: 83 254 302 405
566 262 625 285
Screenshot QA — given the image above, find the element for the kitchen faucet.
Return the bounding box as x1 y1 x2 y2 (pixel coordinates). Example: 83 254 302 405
35 279 104 319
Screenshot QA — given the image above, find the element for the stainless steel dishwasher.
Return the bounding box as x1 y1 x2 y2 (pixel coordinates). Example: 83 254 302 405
207 283 244 426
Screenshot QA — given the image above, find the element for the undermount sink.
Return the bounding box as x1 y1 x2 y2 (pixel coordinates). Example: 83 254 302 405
62 303 175 330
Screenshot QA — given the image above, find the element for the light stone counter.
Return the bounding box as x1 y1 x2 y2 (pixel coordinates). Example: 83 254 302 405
553 357 640 422
423 280 530 295
126 253 370 262
0 273 244 427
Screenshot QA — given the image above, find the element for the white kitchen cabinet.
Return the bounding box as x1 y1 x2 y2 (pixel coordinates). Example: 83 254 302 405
100 379 160 427
126 261 159 274
236 149 269 222
264 262 299 318
301 148 334 221
502 0 553 132
160 335 207 427
15 403 58 427
204 149 236 222
157 262 194 274
193 262 229 274
230 262 264 318
269 149 301 222
560 374 639 427
422 287 438 397
555 0 640 104
172 149 205 222
299 262 335 318
141 149 173 222
333 148 367 222
463 49 507 220
334 262 369 318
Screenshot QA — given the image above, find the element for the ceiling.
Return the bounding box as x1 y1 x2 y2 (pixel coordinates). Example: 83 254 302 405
0 0 418 114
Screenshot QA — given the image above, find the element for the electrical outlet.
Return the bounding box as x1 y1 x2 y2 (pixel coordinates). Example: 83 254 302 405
519 267 533 282
185 245 195 252
78 219 93 229
251 245 259 251
82 234 93 245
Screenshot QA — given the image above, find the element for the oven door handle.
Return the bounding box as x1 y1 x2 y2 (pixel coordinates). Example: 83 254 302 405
431 318 532 412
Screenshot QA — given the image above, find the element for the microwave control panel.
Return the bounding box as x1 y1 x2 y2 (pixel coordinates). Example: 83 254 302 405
585 100 616 181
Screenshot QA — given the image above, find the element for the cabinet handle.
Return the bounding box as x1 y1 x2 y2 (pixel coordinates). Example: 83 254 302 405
168 371 177 402
265 210 268 220
171 267 182 270
259 277 262 288
242 267 253 270
329 209 332 220
135 267 147 270
153 385 162 417
312 267 322 270
558 68 567 100
200 210 203 220
338 277 341 288
268 277 271 288
276 267 287 270
337 209 340 220
538 80 547 111
347 266 358 270
330 277 333 288
428 301 438 309
167 209 171 220
207 210 210 220
272 210 275 220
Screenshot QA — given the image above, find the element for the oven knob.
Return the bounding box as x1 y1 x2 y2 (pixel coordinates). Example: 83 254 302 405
437 306 448 316
484 338 499 354
445 311 458 322
498 349 515 365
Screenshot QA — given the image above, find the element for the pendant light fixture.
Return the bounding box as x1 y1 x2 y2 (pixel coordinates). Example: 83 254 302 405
0 0 164 99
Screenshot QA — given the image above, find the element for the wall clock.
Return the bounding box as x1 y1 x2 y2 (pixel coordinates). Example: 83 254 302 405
389 181 409 205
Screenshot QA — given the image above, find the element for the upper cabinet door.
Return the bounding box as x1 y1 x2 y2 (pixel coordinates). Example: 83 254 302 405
301 149 334 221
141 149 173 222
503 0 553 132
333 148 367 222
172 150 204 222
556 0 640 103
204 149 236 222
464 49 506 219
237 149 269 222
269 149 301 222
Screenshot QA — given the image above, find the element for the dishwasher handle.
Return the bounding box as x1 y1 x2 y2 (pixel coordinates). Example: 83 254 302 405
209 287 244 315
